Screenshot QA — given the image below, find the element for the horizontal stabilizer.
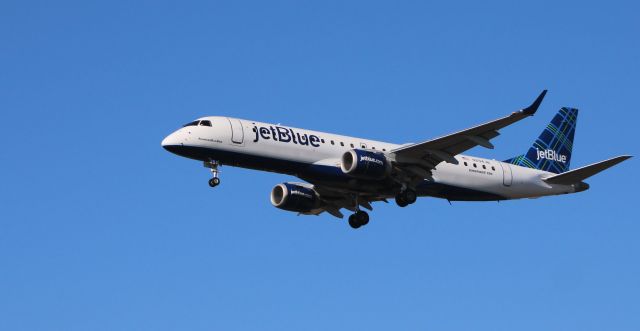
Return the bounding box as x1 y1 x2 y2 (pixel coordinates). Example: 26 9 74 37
543 155 632 185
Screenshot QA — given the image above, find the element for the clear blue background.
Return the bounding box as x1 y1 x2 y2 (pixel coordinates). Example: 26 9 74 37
1 1 638 330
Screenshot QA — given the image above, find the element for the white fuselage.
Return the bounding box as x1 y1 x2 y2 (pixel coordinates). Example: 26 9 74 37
161 116 578 201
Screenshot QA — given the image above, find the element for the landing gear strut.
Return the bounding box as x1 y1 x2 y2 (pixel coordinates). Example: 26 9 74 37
395 189 417 207
348 195 370 229
204 160 221 187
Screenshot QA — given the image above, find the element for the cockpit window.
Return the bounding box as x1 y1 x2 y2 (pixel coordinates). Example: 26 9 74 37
183 120 199 127
199 120 212 127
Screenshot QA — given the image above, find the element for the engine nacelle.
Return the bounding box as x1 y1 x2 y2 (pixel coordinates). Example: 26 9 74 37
341 149 391 180
270 183 319 212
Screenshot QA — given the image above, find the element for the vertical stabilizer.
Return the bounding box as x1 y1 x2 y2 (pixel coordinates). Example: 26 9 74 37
505 107 578 174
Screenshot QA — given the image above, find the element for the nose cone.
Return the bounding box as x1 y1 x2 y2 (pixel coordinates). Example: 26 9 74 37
161 130 208 160
161 133 177 148
161 132 184 154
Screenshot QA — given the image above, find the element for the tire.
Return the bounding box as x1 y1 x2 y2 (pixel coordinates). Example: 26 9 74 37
348 215 361 229
404 189 417 204
395 195 409 207
356 211 369 226
209 178 220 187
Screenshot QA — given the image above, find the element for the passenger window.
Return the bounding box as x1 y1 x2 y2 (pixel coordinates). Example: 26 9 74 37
183 120 199 127
331 140 335 145
473 163 477 168
321 139 325 143
199 120 212 127
382 148 386 151
350 143 354 148
340 142 344 146
482 165 486 169
372 146 376 150
464 162 468 166
492 166 496 171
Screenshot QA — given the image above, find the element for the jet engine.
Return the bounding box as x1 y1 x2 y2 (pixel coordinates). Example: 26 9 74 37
340 149 391 179
270 183 319 212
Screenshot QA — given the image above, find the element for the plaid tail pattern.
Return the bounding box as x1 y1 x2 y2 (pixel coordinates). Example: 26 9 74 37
505 107 578 174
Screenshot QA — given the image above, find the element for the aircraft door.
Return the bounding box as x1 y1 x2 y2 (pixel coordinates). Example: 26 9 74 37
227 118 244 145
499 162 513 186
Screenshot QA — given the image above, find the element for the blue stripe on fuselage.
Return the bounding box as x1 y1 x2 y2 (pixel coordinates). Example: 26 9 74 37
163 145 506 201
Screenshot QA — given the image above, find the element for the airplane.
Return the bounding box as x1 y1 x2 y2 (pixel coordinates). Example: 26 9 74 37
161 90 631 229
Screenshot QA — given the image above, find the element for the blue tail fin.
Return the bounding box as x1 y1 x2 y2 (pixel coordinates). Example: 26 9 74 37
505 107 578 174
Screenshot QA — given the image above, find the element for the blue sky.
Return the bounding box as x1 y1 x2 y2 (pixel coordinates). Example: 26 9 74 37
1 1 638 330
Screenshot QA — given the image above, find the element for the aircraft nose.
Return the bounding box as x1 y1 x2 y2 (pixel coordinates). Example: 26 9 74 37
161 131 203 159
161 132 182 150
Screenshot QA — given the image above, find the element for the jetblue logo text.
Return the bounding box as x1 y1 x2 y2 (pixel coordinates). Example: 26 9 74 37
253 125 321 147
291 189 313 199
360 156 384 165
536 148 567 163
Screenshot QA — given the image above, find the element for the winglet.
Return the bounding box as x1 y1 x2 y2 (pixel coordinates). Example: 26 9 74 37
522 90 548 116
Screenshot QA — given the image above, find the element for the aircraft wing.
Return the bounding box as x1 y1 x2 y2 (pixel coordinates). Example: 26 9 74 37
301 183 388 219
390 90 547 169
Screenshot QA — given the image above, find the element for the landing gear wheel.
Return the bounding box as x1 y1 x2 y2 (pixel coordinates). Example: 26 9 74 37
348 215 361 229
348 195 370 229
395 195 409 207
404 189 417 204
395 189 417 207
208 177 220 187
355 211 369 226
348 211 369 229
204 160 221 188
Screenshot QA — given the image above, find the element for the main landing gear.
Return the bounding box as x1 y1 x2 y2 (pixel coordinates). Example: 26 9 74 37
348 195 370 229
204 160 221 188
348 211 369 229
395 189 417 207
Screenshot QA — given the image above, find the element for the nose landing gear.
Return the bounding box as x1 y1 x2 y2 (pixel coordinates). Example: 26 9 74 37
204 160 221 188
208 177 221 187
